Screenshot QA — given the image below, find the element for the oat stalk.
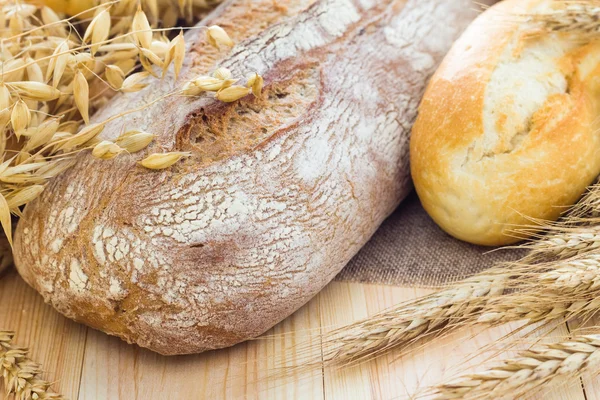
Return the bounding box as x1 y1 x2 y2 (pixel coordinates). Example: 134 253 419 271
0 0 262 245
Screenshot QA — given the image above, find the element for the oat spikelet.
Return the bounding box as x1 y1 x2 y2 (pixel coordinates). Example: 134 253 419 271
0 331 64 400
91 140 123 160
9 82 60 102
132 6 152 49
11 100 30 138
0 0 249 245
83 7 111 55
139 151 190 169
105 65 125 89
115 130 154 153
435 334 600 399
73 70 90 124
247 73 264 97
206 25 234 48
216 85 251 102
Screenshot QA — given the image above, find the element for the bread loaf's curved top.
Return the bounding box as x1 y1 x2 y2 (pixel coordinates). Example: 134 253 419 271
14 0 480 355
411 0 600 246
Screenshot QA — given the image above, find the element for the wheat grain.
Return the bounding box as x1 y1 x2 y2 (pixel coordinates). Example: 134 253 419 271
0 331 63 400
517 225 600 262
435 333 600 399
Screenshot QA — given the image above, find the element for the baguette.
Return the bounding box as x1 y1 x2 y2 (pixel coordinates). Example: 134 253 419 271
411 0 600 246
14 0 483 355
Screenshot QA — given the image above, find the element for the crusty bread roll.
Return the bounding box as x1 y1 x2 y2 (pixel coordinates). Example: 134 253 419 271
14 0 482 355
411 0 600 247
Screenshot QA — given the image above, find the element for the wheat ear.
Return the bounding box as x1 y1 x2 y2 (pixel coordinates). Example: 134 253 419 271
314 272 508 367
530 1 600 38
478 254 600 325
0 331 63 400
311 250 600 369
296 180 600 368
435 333 600 399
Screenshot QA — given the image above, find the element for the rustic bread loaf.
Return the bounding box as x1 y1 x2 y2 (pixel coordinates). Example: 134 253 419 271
411 0 600 247
14 0 483 355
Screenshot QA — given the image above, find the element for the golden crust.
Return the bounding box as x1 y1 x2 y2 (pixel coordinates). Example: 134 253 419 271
410 0 600 246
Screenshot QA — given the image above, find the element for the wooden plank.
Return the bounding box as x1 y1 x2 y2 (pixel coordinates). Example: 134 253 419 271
0 271 590 400
0 269 87 399
318 282 586 400
77 288 324 400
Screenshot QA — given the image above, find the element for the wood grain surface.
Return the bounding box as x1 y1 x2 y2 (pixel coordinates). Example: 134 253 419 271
0 268 594 399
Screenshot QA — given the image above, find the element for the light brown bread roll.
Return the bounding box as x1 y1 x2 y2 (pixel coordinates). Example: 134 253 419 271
14 0 482 355
411 0 600 247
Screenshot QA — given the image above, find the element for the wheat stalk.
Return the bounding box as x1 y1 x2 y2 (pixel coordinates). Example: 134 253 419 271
529 1 600 38
566 182 600 222
290 179 600 369
0 331 63 400
518 226 600 262
478 254 600 325
312 272 508 367
434 333 600 399
309 243 600 370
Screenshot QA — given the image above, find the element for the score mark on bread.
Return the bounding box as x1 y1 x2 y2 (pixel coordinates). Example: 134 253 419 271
177 65 320 164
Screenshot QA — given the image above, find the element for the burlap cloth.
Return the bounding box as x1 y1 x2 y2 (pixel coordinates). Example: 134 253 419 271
336 191 526 287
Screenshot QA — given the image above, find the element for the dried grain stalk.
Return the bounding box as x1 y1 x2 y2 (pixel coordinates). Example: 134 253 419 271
0 1 262 244
297 202 600 370
0 331 63 400
435 333 600 399
527 1 600 39
279 3 600 372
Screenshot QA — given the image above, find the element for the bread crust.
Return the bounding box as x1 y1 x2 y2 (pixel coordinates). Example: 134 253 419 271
411 0 600 246
14 0 481 355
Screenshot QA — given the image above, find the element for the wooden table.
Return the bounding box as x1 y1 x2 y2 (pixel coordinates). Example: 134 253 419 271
1 268 597 399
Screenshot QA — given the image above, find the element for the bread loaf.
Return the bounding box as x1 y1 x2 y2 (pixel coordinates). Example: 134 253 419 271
14 0 483 355
411 0 600 246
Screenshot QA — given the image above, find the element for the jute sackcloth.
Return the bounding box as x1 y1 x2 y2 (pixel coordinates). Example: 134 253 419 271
336 191 526 287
